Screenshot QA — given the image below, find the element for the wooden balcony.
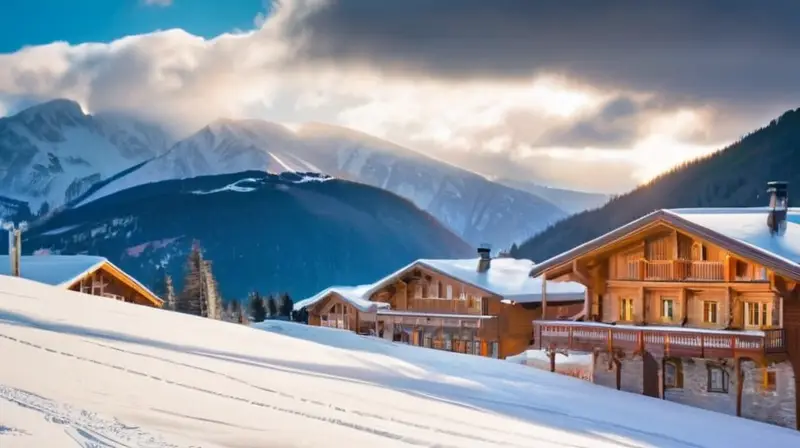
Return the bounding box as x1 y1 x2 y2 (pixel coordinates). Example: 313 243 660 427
408 297 482 315
622 259 725 281
532 320 786 359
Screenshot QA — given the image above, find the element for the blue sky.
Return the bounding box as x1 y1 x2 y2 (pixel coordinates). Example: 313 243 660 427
0 0 267 52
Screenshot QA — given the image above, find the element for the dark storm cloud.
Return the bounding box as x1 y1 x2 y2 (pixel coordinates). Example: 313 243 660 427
284 0 800 106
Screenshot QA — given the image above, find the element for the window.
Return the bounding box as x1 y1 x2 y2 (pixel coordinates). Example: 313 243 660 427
491 342 499 359
414 284 423 299
473 340 481 356
430 281 439 298
707 365 729 393
744 302 769 328
764 370 777 392
444 335 452 351
661 298 675 321
619 298 634 321
446 285 453 300
703 301 718 324
664 359 683 389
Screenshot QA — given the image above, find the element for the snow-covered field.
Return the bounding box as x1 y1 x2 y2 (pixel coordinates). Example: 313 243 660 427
1 276 799 447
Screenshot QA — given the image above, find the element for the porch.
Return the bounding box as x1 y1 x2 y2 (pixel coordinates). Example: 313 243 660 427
532 320 786 359
374 310 501 357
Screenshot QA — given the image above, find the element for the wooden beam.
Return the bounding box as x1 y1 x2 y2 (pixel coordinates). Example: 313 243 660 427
541 277 548 319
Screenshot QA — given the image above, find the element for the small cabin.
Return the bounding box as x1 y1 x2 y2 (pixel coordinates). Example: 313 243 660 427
0 255 163 307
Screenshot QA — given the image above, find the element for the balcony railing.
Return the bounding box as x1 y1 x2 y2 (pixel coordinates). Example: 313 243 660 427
408 297 482 315
532 320 786 359
622 260 725 281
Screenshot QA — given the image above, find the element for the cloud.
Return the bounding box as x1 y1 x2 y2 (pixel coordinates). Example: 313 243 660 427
285 0 800 108
0 0 796 193
143 0 173 6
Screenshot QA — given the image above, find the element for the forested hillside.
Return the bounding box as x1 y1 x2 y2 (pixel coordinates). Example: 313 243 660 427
512 108 800 262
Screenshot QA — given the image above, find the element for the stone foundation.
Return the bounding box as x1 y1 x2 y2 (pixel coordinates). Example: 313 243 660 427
588 352 797 430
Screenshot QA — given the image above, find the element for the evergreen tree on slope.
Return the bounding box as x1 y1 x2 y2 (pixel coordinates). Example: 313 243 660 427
265 294 279 319
249 292 267 323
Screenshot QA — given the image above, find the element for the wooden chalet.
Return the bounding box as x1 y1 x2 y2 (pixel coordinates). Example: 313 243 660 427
0 254 163 307
296 246 586 359
530 181 800 430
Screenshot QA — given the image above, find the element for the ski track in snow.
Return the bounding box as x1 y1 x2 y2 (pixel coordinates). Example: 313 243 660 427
0 332 507 448
0 330 705 448
0 385 181 448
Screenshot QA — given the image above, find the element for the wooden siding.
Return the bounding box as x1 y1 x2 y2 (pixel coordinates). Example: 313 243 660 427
67 265 161 307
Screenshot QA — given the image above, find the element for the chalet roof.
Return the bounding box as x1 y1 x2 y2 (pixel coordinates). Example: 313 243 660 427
529 207 800 280
295 258 586 312
361 258 585 304
0 254 163 305
293 284 391 312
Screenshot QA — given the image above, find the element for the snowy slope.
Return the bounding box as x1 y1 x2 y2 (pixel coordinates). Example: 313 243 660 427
2 276 799 447
0 99 171 214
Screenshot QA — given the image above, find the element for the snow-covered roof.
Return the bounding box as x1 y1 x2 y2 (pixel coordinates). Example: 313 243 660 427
666 207 800 267
296 258 585 313
361 258 585 304
530 207 800 279
0 254 163 305
0 254 107 287
293 284 391 312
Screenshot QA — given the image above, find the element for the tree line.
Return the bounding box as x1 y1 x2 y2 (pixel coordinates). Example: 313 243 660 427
247 292 302 323
156 241 305 325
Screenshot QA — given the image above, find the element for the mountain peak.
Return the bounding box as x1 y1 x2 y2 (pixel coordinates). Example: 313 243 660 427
19 98 86 118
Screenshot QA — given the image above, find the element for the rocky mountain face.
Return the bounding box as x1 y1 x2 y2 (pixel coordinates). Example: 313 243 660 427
19 171 474 300
82 120 568 249
0 99 171 215
1 99 613 249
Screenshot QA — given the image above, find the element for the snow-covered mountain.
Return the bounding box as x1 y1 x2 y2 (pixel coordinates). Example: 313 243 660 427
497 178 610 215
0 99 171 214
83 120 567 249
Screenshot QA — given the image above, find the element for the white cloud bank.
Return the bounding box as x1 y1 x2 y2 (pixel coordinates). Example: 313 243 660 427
0 0 755 192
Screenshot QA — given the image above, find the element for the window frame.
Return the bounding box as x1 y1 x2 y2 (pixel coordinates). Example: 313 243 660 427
702 300 718 324
763 370 777 392
663 358 683 389
661 297 675 322
707 365 729 393
619 297 634 321
744 301 770 328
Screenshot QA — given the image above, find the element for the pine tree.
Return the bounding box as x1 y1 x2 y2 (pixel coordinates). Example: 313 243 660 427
201 258 222 320
230 299 244 324
164 274 176 311
278 293 293 318
292 307 309 324
265 294 279 318
249 292 267 323
177 242 208 317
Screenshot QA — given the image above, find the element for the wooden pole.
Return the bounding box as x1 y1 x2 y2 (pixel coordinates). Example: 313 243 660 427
541 276 548 319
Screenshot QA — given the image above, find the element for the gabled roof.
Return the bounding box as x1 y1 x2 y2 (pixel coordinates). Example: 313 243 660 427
529 207 800 280
293 284 391 312
360 257 585 304
0 255 163 306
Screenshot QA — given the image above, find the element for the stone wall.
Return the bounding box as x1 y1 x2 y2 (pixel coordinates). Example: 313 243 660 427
741 360 797 429
663 358 736 416
592 352 646 394
587 352 797 430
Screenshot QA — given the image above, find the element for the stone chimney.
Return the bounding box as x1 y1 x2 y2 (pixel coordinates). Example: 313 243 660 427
477 243 492 273
767 181 789 236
